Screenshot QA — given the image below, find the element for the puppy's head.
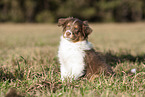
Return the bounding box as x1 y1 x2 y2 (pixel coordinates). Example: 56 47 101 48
58 17 92 42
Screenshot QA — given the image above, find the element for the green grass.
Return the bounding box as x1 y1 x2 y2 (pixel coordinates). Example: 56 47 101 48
0 23 145 97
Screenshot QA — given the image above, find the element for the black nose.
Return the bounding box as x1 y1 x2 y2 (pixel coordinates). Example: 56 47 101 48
66 32 71 36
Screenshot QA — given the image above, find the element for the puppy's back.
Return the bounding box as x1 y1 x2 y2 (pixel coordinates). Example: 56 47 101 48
84 49 114 79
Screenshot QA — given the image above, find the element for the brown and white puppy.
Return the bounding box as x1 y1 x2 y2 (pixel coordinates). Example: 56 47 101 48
58 17 113 81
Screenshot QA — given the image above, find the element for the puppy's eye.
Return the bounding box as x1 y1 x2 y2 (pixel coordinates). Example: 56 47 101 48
74 27 78 30
66 25 70 28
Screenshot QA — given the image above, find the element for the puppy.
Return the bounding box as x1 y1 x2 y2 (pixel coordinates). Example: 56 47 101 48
58 17 113 81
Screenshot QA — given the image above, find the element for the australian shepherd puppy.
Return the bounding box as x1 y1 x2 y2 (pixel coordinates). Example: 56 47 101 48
58 17 113 81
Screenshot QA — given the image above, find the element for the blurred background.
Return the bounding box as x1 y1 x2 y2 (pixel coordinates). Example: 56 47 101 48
0 0 145 23
0 1 145 96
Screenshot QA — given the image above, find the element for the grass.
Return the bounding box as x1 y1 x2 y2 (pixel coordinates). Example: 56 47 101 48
0 23 145 97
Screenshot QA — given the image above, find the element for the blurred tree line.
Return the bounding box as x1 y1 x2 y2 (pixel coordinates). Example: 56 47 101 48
0 0 144 23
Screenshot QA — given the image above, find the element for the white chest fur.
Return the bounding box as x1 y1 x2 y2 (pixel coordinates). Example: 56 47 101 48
58 36 93 80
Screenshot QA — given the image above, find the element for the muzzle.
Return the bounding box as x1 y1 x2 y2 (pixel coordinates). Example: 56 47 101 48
64 30 72 38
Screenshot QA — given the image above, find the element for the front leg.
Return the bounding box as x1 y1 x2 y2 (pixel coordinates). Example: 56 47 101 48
61 63 85 81
60 65 70 81
71 64 85 80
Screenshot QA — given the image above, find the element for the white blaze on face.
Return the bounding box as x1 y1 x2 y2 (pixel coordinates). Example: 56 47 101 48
64 30 73 39
64 19 78 39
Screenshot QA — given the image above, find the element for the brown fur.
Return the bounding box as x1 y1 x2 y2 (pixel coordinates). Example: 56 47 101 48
58 17 114 80
58 17 92 42
85 49 114 79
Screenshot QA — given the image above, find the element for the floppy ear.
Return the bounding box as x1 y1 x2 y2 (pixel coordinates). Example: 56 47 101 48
58 17 73 27
58 18 66 27
83 21 92 36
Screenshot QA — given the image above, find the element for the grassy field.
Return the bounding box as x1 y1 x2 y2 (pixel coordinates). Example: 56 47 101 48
0 23 145 97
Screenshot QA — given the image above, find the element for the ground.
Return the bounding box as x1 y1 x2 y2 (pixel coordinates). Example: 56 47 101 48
0 23 145 97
